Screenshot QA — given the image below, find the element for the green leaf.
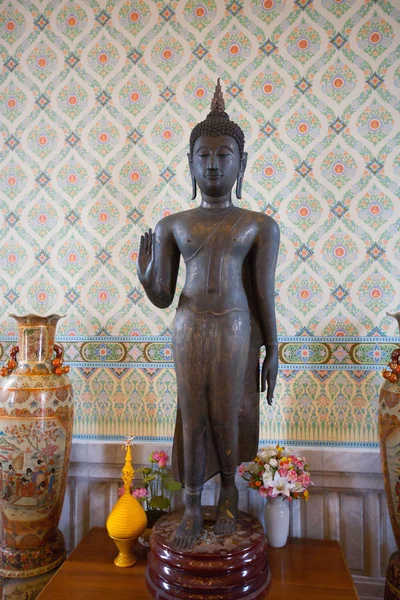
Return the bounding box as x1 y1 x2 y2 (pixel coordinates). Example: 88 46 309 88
140 468 153 476
142 474 156 484
149 495 171 510
165 477 182 492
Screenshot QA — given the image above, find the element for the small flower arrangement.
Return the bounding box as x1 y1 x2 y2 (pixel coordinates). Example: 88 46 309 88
119 450 181 512
239 445 312 502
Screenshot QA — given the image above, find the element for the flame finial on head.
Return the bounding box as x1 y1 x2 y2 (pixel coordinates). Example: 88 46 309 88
189 78 245 158
210 78 226 116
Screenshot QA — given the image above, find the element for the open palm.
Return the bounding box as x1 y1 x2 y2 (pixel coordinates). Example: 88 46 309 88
137 229 154 284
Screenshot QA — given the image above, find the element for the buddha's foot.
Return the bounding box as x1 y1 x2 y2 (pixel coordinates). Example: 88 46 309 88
171 508 203 550
214 483 238 535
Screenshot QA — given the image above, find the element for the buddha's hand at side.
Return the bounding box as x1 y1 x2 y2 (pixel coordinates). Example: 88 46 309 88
261 345 278 406
137 229 155 286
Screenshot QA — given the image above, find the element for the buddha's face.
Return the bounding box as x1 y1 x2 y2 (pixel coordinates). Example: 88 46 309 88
191 135 242 198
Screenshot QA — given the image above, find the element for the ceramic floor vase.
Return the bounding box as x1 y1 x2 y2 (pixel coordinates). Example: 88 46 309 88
263 495 290 548
0 567 58 599
0 314 73 578
379 313 400 551
385 550 400 599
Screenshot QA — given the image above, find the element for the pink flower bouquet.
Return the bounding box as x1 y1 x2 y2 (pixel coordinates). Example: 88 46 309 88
239 445 312 502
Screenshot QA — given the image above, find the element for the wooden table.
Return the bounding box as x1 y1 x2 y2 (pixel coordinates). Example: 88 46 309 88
37 527 359 599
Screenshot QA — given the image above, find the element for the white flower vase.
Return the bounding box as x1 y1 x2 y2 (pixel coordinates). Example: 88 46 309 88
263 496 290 548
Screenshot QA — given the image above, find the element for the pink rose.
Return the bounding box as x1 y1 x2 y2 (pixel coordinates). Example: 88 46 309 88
238 464 246 476
278 468 287 477
299 473 310 487
287 469 298 482
259 486 269 498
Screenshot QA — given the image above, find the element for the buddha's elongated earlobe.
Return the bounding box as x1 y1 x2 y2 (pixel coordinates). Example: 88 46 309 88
236 152 247 199
188 153 197 200
191 174 197 200
236 172 243 199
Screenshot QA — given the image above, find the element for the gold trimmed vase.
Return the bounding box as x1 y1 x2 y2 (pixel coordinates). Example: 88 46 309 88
379 312 400 599
379 312 400 548
0 314 73 578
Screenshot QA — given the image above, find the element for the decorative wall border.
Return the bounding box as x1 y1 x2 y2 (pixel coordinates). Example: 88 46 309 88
71 433 380 448
1 335 395 446
1 335 398 370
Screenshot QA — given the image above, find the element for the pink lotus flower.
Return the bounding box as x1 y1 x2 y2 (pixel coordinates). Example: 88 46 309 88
132 487 148 500
151 450 169 465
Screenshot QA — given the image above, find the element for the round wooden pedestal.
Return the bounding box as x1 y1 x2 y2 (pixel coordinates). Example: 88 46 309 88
146 507 271 599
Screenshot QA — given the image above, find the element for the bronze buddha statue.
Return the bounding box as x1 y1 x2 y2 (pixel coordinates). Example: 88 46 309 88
138 80 280 550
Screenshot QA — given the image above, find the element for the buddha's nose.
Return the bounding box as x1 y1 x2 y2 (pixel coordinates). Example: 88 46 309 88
208 152 218 170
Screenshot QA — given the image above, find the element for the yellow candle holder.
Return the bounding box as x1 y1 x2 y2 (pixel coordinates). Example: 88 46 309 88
106 436 147 567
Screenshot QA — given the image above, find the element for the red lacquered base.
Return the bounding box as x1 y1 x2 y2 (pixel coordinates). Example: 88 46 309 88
146 507 270 599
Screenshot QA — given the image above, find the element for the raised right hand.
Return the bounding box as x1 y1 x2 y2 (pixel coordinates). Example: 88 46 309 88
137 229 154 284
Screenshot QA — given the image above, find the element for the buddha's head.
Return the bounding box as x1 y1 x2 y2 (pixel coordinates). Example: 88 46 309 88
188 79 247 200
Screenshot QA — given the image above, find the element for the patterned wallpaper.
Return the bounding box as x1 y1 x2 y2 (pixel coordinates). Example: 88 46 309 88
0 0 399 446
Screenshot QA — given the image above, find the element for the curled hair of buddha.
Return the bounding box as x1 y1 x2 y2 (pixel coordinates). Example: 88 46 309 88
189 79 245 159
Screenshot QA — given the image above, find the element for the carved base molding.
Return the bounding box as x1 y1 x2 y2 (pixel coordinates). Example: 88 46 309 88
59 442 394 600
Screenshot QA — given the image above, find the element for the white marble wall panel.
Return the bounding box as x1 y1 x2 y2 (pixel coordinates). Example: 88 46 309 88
340 493 365 573
304 492 324 540
57 442 396 600
327 491 341 540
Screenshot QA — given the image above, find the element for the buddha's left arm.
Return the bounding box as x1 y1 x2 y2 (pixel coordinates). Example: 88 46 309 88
252 217 280 404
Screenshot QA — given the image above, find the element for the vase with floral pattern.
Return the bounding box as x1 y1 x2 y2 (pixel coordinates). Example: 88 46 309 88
0 314 73 579
379 312 400 599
